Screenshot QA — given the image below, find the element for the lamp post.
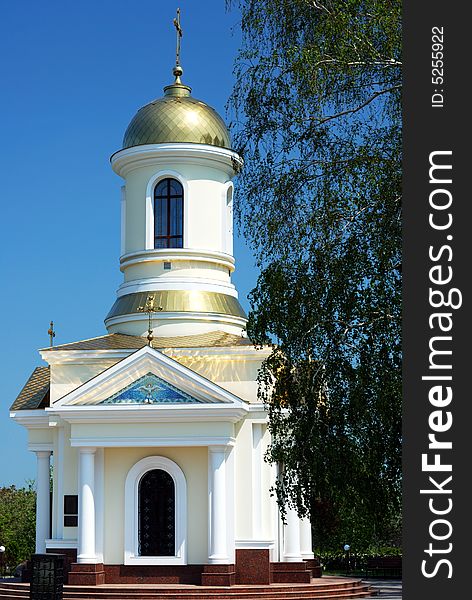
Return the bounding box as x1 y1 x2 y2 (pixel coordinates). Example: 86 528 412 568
0 545 5 578
343 544 350 574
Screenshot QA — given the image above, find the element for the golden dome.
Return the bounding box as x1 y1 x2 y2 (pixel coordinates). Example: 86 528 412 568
123 79 231 150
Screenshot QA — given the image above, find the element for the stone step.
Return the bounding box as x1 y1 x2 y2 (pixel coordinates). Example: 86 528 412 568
61 594 372 600
61 589 371 598
0 579 368 592
0 592 374 600
0 580 374 600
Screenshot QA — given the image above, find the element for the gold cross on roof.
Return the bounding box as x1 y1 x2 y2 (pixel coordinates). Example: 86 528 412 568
137 295 163 347
48 321 55 347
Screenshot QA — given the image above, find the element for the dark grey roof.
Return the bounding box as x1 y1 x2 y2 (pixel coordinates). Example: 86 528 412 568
10 367 50 411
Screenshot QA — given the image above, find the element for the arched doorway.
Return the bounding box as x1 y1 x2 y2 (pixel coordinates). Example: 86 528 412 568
138 469 175 556
124 456 187 565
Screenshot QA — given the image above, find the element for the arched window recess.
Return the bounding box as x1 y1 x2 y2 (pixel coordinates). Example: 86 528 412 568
154 178 184 249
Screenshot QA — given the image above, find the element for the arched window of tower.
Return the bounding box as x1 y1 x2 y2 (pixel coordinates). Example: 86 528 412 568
154 178 184 249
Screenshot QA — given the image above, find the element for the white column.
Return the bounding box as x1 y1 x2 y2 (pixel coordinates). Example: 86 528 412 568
283 505 303 562
55 427 65 540
35 451 52 553
225 445 236 564
94 448 104 563
300 517 314 559
208 446 228 564
77 447 97 563
252 423 264 538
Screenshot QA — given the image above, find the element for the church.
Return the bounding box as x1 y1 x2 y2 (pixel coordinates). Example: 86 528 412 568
9 31 318 588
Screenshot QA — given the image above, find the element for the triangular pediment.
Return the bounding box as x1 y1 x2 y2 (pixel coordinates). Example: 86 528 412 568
95 372 202 406
51 345 247 410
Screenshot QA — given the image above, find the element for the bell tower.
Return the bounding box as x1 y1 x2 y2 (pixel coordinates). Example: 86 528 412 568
105 56 245 338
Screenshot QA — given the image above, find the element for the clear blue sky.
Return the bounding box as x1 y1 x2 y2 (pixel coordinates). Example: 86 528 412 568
0 0 257 487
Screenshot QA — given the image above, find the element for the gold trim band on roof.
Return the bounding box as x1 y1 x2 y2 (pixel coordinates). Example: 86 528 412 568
105 290 247 321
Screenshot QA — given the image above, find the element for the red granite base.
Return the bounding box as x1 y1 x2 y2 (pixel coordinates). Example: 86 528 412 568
304 557 322 578
235 549 271 584
201 563 236 586
68 562 105 585
271 560 312 583
50 552 319 586
104 564 203 584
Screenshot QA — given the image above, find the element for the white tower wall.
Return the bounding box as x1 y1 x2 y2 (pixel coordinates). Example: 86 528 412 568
105 143 246 338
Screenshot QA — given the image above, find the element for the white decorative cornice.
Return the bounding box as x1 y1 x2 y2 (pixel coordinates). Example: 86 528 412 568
70 435 236 447
104 310 247 329
235 539 275 549
39 349 121 364
46 539 78 549
10 410 50 429
111 143 243 178
49 405 247 424
119 248 236 271
28 443 53 453
116 278 238 298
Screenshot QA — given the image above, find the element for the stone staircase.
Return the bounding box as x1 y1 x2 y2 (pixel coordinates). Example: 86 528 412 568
0 577 374 600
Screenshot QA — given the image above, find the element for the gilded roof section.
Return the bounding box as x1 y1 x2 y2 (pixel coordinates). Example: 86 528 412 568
43 331 252 352
106 290 247 321
10 366 50 411
123 95 231 150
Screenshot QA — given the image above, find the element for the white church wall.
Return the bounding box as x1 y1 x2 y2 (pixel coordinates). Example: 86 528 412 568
215 381 259 404
46 352 264 408
70 421 233 443
234 419 253 539
123 176 145 254
122 161 230 256
186 179 223 251
103 446 208 564
50 363 119 403
261 425 276 539
28 428 54 445
172 356 261 403
122 259 231 285
233 418 275 545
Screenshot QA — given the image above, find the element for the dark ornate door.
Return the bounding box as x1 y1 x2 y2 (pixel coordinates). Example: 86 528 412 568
138 469 175 556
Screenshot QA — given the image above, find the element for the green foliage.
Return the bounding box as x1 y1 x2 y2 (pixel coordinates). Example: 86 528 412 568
319 546 401 574
0 484 36 570
228 0 401 550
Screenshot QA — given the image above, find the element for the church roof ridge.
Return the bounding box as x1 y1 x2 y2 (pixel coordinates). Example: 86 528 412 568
40 332 146 352
42 331 252 352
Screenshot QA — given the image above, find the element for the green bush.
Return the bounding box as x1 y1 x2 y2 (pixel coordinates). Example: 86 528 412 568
316 546 402 573
0 484 36 572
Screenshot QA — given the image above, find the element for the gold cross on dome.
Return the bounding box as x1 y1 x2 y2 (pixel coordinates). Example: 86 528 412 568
173 8 183 67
